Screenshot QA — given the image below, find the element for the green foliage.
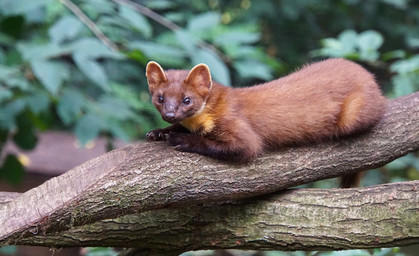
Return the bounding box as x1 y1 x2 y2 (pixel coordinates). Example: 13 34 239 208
180 248 408 256
312 29 419 98
0 4 418 255
0 245 17 255
84 247 118 256
390 55 419 97
311 30 384 61
0 0 274 141
0 0 276 184
0 154 24 186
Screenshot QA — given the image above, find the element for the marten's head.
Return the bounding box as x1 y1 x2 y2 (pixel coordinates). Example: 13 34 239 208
146 61 212 124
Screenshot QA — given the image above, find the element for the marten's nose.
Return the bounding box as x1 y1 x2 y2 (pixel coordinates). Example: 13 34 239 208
165 112 175 119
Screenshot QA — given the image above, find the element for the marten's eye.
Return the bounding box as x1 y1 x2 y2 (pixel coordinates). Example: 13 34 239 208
157 95 164 103
183 97 191 105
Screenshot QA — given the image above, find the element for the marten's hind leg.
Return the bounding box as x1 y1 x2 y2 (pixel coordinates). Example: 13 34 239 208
336 90 367 135
337 86 386 136
336 88 386 188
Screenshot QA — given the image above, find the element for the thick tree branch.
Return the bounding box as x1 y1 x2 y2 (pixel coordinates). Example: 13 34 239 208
0 92 418 246
2 181 418 252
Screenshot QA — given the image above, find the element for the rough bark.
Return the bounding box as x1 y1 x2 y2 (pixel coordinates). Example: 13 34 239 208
0 92 418 250
3 181 418 253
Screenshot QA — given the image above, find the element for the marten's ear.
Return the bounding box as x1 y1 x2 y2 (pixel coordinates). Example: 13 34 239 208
185 64 212 91
146 61 167 92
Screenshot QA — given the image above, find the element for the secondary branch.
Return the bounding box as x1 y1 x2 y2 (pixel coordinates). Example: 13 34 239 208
3 181 419 252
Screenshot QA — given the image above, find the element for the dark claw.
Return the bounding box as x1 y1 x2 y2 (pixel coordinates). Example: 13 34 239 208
146 130 165 141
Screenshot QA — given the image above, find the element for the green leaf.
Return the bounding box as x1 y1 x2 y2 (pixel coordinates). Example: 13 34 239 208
0 0 52 15
329 250 371 256
98 96 136 121
175 29 197 52
0 245 17 255
390 55 419 74
145 0 175 10
0 32 15 47
312 38 351 58
322 38 344 50
0 15 25 38
234 60 273 81
187 11 220 31
214 31 260 46
57 88 86 124
374 248 397 256
73 53 108 90
74 113 105 145
382 50 406 61
381 0 408 9
357 30 383 61
406 36 419 48
31 60 69 94
311 29 384 61
4 48 22 66
84 247 118 256
108 83 150 110
69 38 121 59
5 77 30 91
0 87 12 102
129 41 187 66
0 65 19 81
0 154 24 186
107 122 130 142
23 90 50 114
81 0 116 16
191 48 230 86
392 74 416 98
17 42 70 61
338 29 358 52
264 251 289 256
119 5 152 38
13 114 38 150
125 49 148 63
224 45 263 59
0 99 25 129
103 60 143 84
49 15 83 44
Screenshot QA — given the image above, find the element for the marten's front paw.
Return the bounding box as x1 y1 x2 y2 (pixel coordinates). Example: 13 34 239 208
165 132 192 152
146 129 166 141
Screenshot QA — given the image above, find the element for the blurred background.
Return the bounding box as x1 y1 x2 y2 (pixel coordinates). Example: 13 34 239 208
0 0 418 256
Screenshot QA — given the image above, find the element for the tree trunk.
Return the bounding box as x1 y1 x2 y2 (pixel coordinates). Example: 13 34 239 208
0 92 418 251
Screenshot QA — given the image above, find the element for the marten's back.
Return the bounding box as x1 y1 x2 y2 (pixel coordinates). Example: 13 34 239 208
233 58 387 146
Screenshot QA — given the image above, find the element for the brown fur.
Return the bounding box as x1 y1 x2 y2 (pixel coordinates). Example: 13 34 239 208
145 59 387 164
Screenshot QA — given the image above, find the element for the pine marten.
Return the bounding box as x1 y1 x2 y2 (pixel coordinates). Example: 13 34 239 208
145 59 386 170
